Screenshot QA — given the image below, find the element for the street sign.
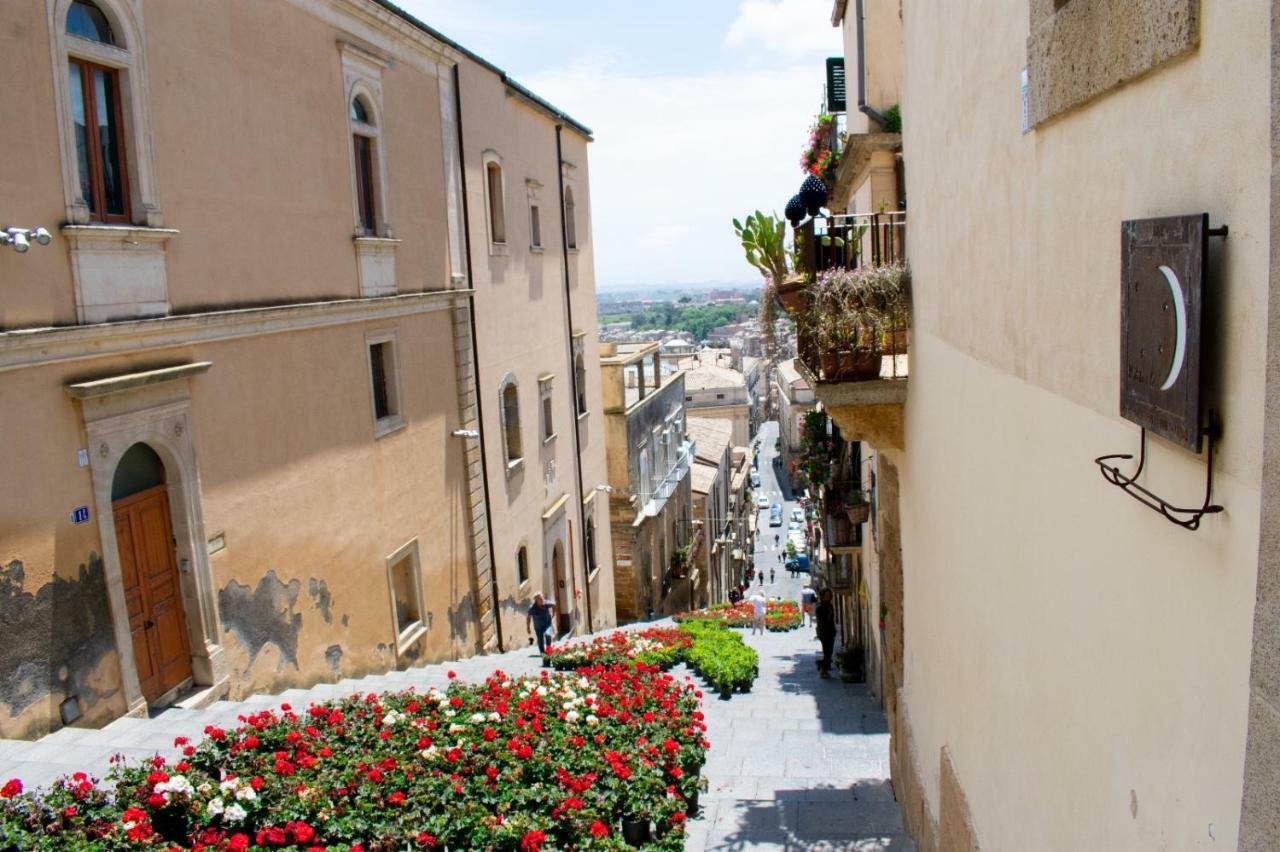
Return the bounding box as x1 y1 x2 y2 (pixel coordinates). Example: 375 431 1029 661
70 506 90 525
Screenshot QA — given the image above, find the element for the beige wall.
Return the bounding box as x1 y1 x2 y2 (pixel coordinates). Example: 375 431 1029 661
840 0 903 136
897 1 1269 848
0 304 475 737
0 0 452 330
458 60 615 646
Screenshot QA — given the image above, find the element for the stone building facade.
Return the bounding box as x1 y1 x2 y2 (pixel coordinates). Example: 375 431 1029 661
0 0 611 739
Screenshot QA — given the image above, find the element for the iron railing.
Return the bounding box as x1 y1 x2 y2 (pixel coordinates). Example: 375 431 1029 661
795 211 909 383
642 440 695 518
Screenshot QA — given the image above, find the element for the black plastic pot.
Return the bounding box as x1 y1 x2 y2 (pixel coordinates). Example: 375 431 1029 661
622 818 652 846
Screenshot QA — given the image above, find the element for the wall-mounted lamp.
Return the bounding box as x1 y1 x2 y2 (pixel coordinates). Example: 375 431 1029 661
451 429 480 439
1 227 52 254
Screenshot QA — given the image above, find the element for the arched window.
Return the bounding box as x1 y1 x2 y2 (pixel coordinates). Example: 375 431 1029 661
585 518 597 576
111 442 164 501
516 545 529 584
68 0 114 43
574 353 587 415
563 185 578 249
351 94 379 235
500 379 522 465
486 159 507 245
65 0 129 222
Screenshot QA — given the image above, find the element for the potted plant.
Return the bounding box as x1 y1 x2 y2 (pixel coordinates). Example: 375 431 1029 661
844 489 871 525
805 262 912 382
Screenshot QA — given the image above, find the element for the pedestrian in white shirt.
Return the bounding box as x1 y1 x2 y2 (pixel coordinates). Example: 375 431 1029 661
749 590 768 635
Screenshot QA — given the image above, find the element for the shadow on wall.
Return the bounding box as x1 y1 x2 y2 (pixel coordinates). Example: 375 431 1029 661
0 554 124 739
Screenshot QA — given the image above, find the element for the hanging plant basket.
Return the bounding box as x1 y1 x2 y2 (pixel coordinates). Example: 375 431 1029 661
845 501 871 525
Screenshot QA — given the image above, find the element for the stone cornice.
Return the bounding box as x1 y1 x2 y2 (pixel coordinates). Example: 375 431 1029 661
0 291 468 373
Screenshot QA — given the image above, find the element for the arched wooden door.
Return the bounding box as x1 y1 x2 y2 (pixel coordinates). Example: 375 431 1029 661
112 444 192 704
551 542 570 636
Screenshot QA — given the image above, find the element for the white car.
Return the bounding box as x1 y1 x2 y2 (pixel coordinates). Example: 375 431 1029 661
791 507 805 523
750 470 761 488
755 494 770 509
788 520 802 531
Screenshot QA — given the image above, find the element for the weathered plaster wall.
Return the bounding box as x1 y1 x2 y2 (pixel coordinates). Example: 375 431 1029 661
899 0 1268 847
0 306 474 736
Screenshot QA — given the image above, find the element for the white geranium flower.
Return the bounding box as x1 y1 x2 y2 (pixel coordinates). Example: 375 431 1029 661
218 778 238 795
488 712 501 722
449 723 467 734
382 711 402 727
234 786 257 802
469 713 486 724
535 686 548 697
223 803 247 823
206 799 225 817
565 711 580 723
420 745 439 760
586 715 599 726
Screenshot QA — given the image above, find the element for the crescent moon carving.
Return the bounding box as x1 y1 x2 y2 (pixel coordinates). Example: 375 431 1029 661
1159 264 1187 391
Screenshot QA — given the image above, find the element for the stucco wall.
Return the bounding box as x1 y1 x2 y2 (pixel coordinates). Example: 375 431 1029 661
898 1 1268 848
0 306 474 737
458 59 615 646
0 0 451 330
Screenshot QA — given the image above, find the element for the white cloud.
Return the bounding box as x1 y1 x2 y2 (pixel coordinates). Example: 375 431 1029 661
725 0 838 59
525 56 830 288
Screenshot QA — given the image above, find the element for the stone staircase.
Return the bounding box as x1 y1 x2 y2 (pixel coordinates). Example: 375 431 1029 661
0 642 552 791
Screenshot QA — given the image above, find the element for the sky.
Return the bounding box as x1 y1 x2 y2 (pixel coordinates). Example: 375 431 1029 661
396 0 842 290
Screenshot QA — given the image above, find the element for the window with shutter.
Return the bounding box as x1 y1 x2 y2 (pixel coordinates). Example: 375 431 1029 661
826 57 847 113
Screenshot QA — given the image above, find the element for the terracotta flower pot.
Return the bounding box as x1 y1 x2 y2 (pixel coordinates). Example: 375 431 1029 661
837 347 883 381
819 352 840 380
775 275 808 314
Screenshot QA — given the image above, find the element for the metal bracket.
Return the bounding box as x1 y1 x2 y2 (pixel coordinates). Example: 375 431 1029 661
1094 414 1224 530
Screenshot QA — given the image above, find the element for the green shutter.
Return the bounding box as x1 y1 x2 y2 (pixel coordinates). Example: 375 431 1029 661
826 57 847 113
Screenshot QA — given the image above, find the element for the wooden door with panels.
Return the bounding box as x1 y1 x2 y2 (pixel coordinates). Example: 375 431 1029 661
113 484 192 703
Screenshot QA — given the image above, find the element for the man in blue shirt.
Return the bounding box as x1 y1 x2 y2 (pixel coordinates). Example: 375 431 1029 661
526 593 556 654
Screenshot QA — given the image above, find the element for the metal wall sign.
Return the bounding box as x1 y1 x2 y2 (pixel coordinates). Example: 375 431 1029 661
1120 214 1207 452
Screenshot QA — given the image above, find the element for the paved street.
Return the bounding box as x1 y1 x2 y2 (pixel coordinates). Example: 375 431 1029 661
678 420 910 851
0 423 908 849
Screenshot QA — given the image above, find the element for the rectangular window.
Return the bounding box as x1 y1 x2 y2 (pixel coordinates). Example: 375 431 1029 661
487 163 506 244
530 203 542 248
354 134 377 235
540 376 555 442
386 540 425 654
367 334 403 436
68 59 129 222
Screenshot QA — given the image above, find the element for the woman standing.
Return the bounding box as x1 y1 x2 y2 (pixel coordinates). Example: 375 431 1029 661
816 588 837 678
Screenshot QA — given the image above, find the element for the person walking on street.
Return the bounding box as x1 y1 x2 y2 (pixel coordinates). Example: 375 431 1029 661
769 568 775 584
774 533 780 547
749 589 768 635
816 589 837 678
526 593 556 656
801 584 816 626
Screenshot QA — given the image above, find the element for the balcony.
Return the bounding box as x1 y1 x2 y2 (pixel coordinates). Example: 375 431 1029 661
641 440 695 518
783 212 909 450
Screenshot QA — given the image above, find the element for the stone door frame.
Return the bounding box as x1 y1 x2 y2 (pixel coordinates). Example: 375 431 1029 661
77 379 225 716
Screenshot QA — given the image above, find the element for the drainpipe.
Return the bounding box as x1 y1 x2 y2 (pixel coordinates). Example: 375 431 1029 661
555 124 595 635
454 64 504 652
855 0 886 128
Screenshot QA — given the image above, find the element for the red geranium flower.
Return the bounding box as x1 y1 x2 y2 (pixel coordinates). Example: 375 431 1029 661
521 829 547 851
0 778 21 798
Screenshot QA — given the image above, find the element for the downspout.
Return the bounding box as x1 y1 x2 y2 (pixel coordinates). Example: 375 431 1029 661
454 64 504 652
855 0 886 128
555 124 595 635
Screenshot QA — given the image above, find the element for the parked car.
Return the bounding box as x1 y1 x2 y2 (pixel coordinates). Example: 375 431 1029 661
769 505 783 526
791 507 805 523
750 470 761 488
756 494 770 509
